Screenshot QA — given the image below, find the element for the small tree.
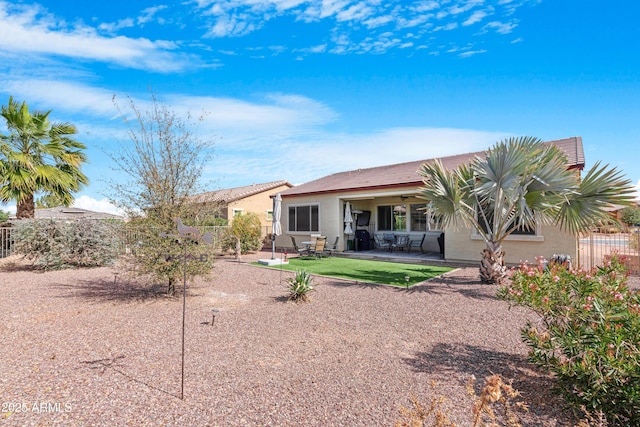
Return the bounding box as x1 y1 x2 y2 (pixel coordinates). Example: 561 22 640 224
620 206 640 226
0 210 8 223
221 212 262 254
109 94 218 294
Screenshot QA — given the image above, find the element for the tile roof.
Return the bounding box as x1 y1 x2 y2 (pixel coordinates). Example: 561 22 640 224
194 180 293 203
281 137 585 197
28 207 123 220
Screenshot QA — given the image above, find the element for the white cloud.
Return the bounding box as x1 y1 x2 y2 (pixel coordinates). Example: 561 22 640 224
463 10 490 26
482 20 517 34
0 74 511 200
1 204 16 215
194 0 535 55
0 1 197 73
207 127 509 186
459 49 487 57
72 196 125 216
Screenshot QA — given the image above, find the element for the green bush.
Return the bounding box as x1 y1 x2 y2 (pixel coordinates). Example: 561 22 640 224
498 255 640 426
286 270 314 303
620 206 640 226
221 212 262 254
13 219 121 269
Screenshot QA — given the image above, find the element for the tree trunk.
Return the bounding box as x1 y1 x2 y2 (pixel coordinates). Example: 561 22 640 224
235 237 241 261
16 195 35 219
479 246 508 284
167 277 176 296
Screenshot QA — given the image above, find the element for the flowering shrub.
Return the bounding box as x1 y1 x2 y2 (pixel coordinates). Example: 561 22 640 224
498 255 640 426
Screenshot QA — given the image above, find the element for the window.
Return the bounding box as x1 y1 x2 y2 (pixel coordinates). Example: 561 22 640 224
288 205 319 232
410 204 427 231
266 210 273 221
377 205 407 232
232 209 244 217
478 209 536 236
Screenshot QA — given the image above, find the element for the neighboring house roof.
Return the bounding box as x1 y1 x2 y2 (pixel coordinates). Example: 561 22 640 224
22 207 123 220
194 180 293 204
282 137 585 197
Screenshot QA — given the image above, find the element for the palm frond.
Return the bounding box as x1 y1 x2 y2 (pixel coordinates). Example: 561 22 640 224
556 162 636 234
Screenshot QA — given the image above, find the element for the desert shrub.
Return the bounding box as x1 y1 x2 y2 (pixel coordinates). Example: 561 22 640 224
395 375 608 427
121 218 215 295
395 375 527 427
13 219 121 269
221 212 262 254
498 255 640 426
286 270 314 303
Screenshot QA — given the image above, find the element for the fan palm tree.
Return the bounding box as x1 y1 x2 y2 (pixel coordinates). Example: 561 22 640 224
418 136 635 284
0 97 88 219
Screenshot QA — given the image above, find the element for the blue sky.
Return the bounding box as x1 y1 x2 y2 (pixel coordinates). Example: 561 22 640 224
1 0 639 215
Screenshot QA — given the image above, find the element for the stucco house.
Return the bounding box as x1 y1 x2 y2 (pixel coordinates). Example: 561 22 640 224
276 137 585 265
195 180 293 234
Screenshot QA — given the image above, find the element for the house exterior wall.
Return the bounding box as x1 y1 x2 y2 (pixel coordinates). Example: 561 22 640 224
279 185 427 252
444 223 578 266
277 193 343 250
226 183 292 231
279 187 578 266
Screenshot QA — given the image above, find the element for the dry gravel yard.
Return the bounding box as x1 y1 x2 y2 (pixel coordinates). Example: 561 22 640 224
1 250 587 426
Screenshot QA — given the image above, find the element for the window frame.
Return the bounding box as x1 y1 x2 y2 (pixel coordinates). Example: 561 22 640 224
473 209 544 241
376 204 407 232
287 203 320 233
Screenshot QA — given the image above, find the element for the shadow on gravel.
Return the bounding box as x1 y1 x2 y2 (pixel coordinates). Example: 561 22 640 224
403 342 574 424
52 278 172 303
323 278 384 290
81 355 179 399
393 271 499 300
0 257 44 273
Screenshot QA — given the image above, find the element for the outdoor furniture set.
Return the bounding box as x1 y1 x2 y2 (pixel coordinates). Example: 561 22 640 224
373 233 426 253
290 236 339 259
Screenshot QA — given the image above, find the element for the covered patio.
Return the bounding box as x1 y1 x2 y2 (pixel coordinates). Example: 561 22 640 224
335 246 446 265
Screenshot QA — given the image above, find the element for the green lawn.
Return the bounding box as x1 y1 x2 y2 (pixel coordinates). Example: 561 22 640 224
255 256 453 287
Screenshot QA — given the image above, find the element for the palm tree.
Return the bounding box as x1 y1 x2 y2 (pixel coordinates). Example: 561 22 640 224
0 97 88 219
418 136 635 284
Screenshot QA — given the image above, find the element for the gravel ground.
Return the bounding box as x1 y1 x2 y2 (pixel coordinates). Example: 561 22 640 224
1 250 607 426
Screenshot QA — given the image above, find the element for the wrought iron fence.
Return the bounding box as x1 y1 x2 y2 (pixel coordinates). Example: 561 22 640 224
119 225 229 254
1 227 12 258
578 226 640 276
0 224 231 259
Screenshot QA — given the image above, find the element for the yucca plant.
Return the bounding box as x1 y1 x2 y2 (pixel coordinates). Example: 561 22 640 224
286 270 314 303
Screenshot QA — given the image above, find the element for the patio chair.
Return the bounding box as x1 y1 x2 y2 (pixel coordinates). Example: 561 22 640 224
309 236 326 258
407 234 426 254
323 236 339 257
373 233 392 251
393 235 409 252
290 236 310 257
383 233 396 252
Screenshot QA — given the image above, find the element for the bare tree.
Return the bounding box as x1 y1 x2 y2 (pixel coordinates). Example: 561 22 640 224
108 94 220 294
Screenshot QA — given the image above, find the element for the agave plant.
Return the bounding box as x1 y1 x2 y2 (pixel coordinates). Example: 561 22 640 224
286 270 314 302
418 136 635 284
